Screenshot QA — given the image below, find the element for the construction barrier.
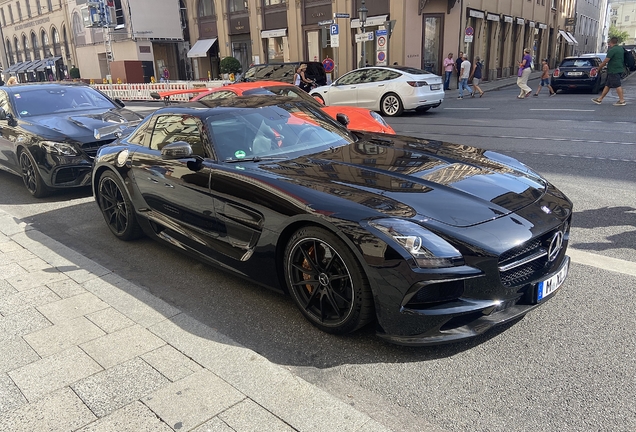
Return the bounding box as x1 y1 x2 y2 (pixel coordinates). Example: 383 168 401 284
91 80 227 102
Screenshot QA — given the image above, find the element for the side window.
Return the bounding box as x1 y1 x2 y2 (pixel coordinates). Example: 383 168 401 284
199 90 237 101
126 117 155 147
0 91 10 114
336 71 364 85
385 71 402 80
150 115 207 157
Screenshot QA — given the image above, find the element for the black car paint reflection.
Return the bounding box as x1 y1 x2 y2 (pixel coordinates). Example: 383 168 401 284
92 96 572 345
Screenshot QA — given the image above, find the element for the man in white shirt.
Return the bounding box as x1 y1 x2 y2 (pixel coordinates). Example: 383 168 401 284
458 54 473 99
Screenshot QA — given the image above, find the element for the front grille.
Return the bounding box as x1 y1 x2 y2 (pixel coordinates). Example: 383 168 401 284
82 139 116 158
498 226 567 288
53 166 91 185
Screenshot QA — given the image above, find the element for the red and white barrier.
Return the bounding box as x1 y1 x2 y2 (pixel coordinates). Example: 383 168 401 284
92 81 226 101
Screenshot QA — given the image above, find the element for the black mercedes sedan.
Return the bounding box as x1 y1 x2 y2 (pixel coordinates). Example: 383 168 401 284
92 96 572 346
0 83 143 197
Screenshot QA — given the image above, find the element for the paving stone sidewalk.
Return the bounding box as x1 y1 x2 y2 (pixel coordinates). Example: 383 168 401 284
0 209 391 432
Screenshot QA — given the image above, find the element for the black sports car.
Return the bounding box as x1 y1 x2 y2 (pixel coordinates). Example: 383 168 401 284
0 83 143 197
92 96 572 346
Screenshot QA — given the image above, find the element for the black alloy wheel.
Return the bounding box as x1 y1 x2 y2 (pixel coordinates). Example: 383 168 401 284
19 150 49 198
97 170 143 241
284 226 374 334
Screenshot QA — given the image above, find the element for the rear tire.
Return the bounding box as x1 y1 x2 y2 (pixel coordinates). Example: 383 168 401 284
96 170 143 241
415 106 431 114
380 93 404 117
284 226 374 334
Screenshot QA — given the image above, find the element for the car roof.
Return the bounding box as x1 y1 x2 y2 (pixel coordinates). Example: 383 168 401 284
157 95 304 116
351 65 435 75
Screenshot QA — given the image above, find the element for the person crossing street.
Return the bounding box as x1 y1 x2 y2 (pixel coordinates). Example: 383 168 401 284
457 54 473 99
592 37 627 106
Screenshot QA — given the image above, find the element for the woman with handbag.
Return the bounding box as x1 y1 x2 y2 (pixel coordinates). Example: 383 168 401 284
517 48 533 99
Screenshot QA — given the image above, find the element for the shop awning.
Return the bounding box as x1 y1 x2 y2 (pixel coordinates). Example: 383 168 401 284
4 62 23 74
558 30 575 45
187 38 217 58
36 56 62 72
566 32 579 45
261 28 286 38
26 60 44 72
16 60 37 73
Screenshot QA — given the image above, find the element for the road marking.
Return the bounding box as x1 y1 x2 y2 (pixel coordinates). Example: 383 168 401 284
569 249 636 277
529 109 596 112
443 108 491 110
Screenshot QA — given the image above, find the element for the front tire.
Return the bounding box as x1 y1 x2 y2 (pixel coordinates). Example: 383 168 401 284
311 93 325 105
380 93 404 117
96 170 143 241
284 226 374 334
19 150 49 198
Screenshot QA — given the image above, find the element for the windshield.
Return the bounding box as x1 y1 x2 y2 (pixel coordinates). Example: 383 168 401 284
207 102 355 161
242 85 321 106
243 64 296 82
12 86 115 117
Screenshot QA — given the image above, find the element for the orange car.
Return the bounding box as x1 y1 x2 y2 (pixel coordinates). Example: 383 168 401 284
189 81 395 135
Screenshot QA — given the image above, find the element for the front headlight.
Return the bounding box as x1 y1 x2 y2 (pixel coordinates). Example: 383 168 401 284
369 218 464 268
369 111 389 128
39 141 79 156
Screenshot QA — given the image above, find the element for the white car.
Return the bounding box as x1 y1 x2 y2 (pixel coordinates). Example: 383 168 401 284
311 66 445 117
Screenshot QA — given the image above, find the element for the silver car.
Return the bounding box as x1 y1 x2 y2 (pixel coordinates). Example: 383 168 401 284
311 66 445 117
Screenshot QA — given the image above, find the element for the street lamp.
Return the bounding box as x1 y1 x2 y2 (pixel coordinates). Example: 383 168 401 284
359 0 368 68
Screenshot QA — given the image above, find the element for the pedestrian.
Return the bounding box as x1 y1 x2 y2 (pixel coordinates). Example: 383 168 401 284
534 59 556 97
470 56 485 97
457 53 473 99
294 64 314 92
456 51 464 86
162 67 170 82
443 53 455 90
592 37 627 106
517 48 533 99
6 76 17 85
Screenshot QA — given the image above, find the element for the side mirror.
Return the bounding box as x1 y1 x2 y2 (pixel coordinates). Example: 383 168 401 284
114 98 125 107
161 141 193 160
336 113 350 127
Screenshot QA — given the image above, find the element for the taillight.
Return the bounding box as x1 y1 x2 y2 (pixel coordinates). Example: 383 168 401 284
407 81 429 87
590 67 598 77
553 68 560 77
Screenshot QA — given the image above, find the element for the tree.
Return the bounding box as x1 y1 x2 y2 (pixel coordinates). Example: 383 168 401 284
609 25 629 44
220 56 242 75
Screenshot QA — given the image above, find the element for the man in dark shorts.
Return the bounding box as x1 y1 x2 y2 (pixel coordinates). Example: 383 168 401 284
592 37 626 106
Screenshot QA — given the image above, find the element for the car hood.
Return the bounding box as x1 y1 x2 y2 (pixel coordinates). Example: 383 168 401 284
258 135 549 227
23 108 142 141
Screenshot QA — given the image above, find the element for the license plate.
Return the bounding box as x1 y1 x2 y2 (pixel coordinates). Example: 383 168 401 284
430 84 441 90
537 258 569 302
567 72 583 76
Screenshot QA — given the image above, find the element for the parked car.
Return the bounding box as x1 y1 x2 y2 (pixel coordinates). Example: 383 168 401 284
240 62 327 87
311 66 444 117
551 56 607 93
190 81 395 134
0 83 143 197
92 95 572 346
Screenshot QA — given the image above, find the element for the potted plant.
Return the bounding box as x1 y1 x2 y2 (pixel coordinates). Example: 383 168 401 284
219 56 242 81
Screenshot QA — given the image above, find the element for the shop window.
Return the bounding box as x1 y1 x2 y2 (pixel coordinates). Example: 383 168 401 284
198 0 215 17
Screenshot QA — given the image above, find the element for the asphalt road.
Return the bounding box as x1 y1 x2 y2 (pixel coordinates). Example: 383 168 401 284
0 81 634 432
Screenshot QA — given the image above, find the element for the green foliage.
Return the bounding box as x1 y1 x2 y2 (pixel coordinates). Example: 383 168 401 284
609 25 629 44
69 67 80 79
220 57 242 74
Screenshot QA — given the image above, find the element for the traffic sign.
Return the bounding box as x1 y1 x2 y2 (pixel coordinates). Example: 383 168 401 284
465 26 474 36
355 32 374 43
330 24 339 35
322 57 335 73
335 13 350 19
377 36 386 47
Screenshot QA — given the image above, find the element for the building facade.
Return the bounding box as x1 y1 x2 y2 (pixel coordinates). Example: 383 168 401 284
571 0 608 54
1 0 587 83
609 0 636 45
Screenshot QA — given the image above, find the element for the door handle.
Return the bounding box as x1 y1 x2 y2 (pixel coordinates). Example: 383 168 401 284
164 184 174 188
148 177 158 183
